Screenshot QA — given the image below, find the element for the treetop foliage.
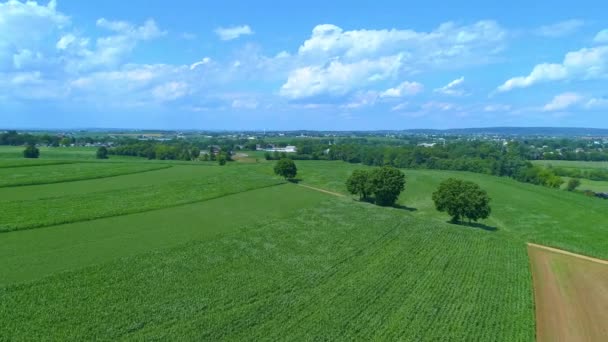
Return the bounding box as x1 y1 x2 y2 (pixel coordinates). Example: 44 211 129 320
346 166 405 206
432 178 491 224
274 158 297 180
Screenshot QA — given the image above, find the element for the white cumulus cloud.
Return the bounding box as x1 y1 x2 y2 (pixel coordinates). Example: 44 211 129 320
497 46 608 92
190 57 211 70
542 92 583 111
152 81 188 101
214 25 254 41
280 55 403 99
585 97 608 108
594 29 608 44
434 76 466 96
380 81 424 97
297 21 506 63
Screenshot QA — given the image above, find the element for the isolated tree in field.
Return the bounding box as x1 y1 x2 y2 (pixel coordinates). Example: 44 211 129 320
218 154 227 165
369 166 405 206
432 178 491 224
23 144 39 158
566 178 581 191
96 146 109 159
274 158 297 180
346 169 373 201
190 147 201 160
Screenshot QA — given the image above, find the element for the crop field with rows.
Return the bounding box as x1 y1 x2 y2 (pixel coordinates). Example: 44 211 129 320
1 148 607 340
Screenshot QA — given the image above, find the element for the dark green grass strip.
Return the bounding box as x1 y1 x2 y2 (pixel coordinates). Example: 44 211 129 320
0 181 284 233
0 160 78 169
0 163 172 188
0 184 328 285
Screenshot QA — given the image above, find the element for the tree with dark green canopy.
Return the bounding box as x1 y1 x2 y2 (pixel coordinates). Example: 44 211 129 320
369 166 405 206
190 147 201 160
218 154 227 165
274 158 297 180
96 147 109 159
23 144 39 159
346 169 373 201
566 178 581 191
432 178 491 224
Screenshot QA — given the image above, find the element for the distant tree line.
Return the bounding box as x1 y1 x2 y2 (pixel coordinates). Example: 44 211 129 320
548 166 608 182
329 141 564 189
0 130 109 147
108 141 201 161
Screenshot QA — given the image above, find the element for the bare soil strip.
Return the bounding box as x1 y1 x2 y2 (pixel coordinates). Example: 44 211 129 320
298 184 345 197
528 244 608 342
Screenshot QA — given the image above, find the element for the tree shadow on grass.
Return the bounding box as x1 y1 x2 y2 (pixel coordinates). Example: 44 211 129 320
287 178 302 184
392 204 418 212
448 221 498 232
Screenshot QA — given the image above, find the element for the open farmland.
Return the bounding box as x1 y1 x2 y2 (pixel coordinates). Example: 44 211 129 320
1 191 534 340
0 165 282 232
1 156 607 340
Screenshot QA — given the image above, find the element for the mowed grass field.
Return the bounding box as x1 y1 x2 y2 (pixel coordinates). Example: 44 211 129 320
1 150 607 340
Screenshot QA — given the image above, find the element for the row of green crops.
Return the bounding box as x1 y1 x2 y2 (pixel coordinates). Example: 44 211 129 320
0 184 327 285
0 160 77 168
0 162 171 188
0 168 283 232
0 196 534 341
1 159 606 340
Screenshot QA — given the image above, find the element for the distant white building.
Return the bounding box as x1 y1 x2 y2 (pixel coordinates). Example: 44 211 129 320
417 143 436 148
259 145 297 153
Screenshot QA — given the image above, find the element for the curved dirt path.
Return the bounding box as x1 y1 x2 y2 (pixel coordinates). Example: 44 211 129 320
298 184 345 197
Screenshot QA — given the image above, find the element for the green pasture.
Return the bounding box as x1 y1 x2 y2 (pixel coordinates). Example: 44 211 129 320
295 161 608 259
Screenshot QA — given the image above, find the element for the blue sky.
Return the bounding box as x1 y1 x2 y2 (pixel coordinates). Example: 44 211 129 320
1 0 608 130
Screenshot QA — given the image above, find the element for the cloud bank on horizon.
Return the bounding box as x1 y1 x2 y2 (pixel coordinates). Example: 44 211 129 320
1 0 607 129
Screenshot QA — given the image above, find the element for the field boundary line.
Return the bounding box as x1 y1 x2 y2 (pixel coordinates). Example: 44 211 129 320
0 182 287 234
0 161 78 169
0 164 173 189
298 184 345 197
527 243 608 265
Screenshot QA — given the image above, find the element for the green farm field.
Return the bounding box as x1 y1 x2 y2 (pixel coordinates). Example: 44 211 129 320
532 159 608 169
1 156 606 340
